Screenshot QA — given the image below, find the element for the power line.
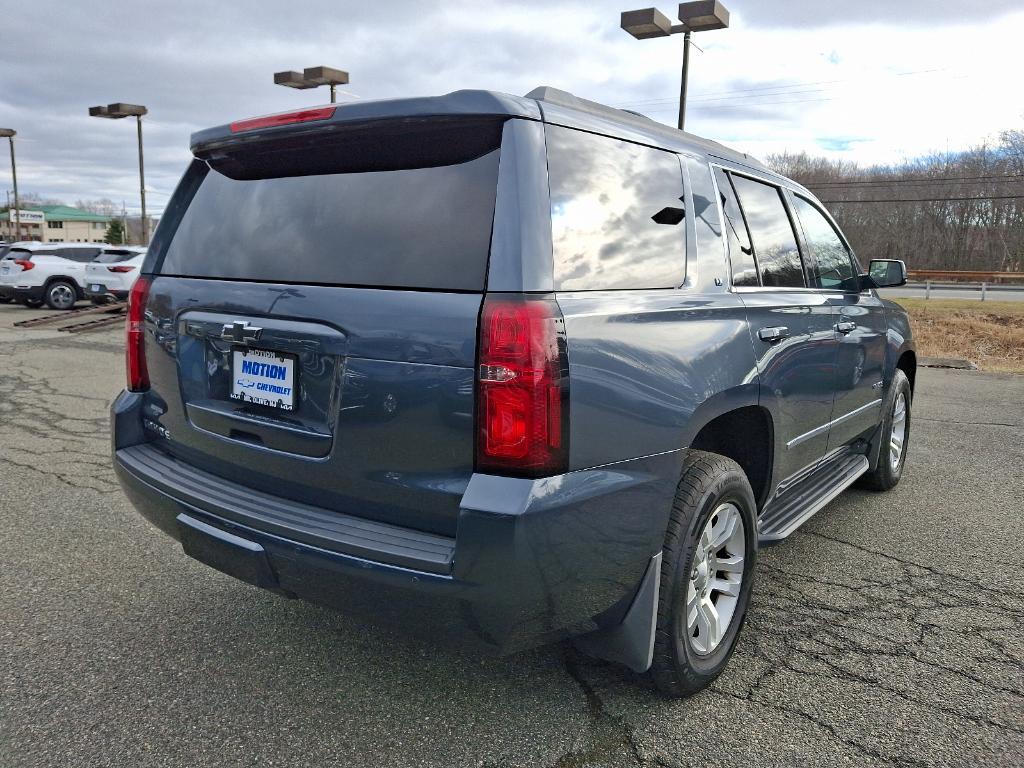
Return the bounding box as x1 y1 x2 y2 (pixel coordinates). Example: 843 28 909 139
807 175 1024 188
821 194 1024 204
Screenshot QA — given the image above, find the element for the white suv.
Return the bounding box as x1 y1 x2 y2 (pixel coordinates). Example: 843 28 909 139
84 246 147 302
0 242 109 310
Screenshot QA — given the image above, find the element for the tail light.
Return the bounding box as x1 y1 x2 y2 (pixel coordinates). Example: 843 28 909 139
107 265 136 273
126 276 151 391
476 295 569 477
13 259 33 271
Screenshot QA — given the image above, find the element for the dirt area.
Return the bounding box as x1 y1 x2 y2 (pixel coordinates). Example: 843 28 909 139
893 298 1024 373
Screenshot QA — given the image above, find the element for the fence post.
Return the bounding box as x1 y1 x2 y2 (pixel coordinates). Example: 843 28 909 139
981 282 987 302
925 280 931 300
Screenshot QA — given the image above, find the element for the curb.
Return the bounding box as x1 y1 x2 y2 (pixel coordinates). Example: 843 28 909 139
919 357 978 370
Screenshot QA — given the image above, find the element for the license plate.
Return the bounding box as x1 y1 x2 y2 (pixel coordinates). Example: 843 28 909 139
230 348 296 411
90 284 103 292
0 266 8 275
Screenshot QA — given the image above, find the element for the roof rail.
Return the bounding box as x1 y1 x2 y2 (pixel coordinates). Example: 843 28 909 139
525 86 654 124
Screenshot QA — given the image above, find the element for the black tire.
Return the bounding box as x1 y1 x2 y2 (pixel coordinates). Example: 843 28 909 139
90 296 110 306
17 297 43 308
44 280 78 310
650 450 758 697
0 296 10 304
858 368 912 491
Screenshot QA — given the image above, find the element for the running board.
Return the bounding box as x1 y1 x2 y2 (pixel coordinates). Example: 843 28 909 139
758 454 869 544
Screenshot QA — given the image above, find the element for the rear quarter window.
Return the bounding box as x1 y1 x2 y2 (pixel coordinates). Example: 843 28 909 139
547 125 686 291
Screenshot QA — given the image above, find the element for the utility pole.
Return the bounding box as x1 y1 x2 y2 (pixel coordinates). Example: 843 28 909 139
0 129 21 241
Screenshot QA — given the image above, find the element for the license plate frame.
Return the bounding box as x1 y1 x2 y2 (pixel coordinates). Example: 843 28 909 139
229 347 298 412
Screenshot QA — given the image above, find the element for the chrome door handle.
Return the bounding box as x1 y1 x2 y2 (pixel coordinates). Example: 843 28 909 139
835 321 857 334
758 326 790 343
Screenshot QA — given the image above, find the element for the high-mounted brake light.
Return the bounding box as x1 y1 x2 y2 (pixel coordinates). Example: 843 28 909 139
230 107 336 133
126 276 151 392
476 295 569 477
13 259 33 271
107 265 136 273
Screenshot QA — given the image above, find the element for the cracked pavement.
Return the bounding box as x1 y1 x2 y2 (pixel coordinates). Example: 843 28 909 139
1 302 1022 767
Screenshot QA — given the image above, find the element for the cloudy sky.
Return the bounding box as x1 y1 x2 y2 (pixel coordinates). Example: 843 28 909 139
1 0 1021 217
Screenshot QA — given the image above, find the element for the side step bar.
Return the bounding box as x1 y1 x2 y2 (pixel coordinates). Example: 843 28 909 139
758 454 869 544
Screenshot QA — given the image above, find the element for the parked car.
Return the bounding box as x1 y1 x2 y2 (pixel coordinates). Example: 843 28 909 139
0 241 23 303
111 87 915 697
84 246 147 302
0 242 109 309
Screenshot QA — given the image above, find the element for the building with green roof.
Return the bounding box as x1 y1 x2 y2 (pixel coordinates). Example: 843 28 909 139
2 204 113 243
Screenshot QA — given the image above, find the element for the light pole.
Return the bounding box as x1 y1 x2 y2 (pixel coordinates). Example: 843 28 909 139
621 2 730 131
0 129 20 241
88 103 149 244
274 65 349 103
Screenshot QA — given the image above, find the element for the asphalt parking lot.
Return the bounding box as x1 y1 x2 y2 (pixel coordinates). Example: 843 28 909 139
1 300 1022 768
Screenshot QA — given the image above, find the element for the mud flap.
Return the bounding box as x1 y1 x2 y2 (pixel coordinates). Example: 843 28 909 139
573 552 661 673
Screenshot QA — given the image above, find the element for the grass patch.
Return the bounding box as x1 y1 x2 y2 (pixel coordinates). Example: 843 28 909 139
892 299 1024 373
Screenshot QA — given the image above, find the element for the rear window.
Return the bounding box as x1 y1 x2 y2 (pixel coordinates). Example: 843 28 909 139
157 120 503 291
95 250 138 263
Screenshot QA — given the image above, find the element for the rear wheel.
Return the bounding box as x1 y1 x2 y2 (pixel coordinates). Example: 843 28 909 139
0 296 10 304
44 280 77 310
859 369 912 491
16 296 43 308
650 451 757 697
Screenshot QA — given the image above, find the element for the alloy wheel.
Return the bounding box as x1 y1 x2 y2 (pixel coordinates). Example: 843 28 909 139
686 502 746 655
890 391 907 471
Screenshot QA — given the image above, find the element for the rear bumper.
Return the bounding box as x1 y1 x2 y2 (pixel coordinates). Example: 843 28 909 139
13 286 45 302
84 283 128 299
111 390 680 654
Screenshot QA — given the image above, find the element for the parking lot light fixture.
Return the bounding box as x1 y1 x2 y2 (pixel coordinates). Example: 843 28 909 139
274 65 350 103
0 128 20 241
620 2 730 130
88 103 149 244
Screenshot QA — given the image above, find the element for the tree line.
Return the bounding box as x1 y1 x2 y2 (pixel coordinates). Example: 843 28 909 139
768 129 1024 273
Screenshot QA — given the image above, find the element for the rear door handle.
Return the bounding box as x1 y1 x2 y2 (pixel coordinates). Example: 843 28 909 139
835 321 857 334
757 326 790 343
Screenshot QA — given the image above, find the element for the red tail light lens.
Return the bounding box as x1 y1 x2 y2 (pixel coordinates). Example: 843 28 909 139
13 259 33 271
230 107 336 133
107 265 136 273
126 276 151 391
476 295 568 477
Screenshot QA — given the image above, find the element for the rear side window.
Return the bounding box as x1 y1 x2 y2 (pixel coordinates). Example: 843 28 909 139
58 248 102 262
713 167 757 287
547 125 686 291
729 175 805 288
158 120 503 291
792 196 859 291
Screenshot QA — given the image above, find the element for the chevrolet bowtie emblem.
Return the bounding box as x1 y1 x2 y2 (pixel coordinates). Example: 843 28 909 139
221 320 263 344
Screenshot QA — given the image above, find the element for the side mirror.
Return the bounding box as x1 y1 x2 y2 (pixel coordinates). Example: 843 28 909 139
865 259 907 288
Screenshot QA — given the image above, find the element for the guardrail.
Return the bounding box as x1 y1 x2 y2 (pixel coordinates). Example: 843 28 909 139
907 270 1024 284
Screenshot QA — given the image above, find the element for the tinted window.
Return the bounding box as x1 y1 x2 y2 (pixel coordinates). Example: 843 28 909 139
95 250 138 263
713 167 758 287
547 126 685 291
730 175 805 288
793 196 858 290
59 248 102 262
685 157 724 270
159 122 502 291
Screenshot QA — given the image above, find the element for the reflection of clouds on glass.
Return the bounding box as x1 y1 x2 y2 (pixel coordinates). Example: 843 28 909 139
730 175 805 289
548 126 686 291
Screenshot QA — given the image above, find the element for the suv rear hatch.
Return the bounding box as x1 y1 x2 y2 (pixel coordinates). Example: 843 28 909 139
140 117 506 538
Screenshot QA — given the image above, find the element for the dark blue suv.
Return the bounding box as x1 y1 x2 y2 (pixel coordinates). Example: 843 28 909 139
112 87 915 696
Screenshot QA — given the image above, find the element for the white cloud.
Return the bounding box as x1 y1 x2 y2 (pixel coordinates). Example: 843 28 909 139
0 0 1021 209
